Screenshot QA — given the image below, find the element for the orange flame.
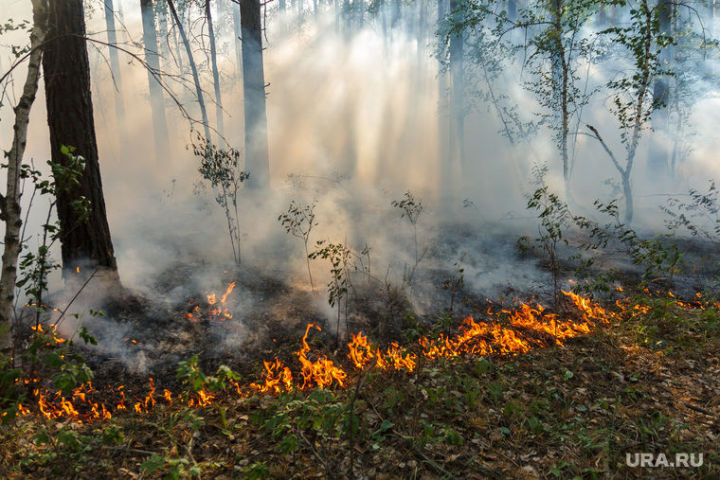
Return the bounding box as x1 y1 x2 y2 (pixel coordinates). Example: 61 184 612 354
17 291 676 424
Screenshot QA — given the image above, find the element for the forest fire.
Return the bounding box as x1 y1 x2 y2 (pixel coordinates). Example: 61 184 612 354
8 286 715 425
348 333 417 372
184 282 236 322
8 287 628 423
2 0 719 475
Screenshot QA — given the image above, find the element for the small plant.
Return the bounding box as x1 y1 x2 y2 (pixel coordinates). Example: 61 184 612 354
663 180 720 242
526 185 573 308
0 147 103 422
256 389 361 477
278 200 318 289
355 244 372 285
193 136 249 264
8 148 95 409
442 258 466 315
176 354 241 395
577 200 685 287
140 453 202 479
391 191 426 285
17 147 89 327
309 241 352 345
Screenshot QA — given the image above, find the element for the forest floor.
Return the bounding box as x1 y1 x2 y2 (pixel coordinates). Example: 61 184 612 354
1 289 719 479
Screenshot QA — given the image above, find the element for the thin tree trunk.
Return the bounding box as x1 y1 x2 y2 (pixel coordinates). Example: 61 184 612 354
342 0 352 43
449 0 465 174
0 0 48 352
647 0 672 178
141 0 170 161
117 0 127 39
240 0 270 188
206 0 225 142
167 0 212 140
43 0 119 278
622 1 654 223
155 0 171 68
622 173 633 224
548 0 569 184
507 0 517 20
103 0 125 125
334 0 339 33
379 0 389 55
391 0 400 28
232 1 243 79
437 0 452 202
172 6 185 72
416 0 426 66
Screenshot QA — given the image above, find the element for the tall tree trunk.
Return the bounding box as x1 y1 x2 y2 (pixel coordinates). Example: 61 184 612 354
549 0 569 185
172 5 185 73
155 0 171 68
117 0 127 39
416 0 426 66
141 0 170 161
507 0 517 20
103 0 125 126
379 0 389 55
437 0 453 202
1 0 48 352
240 0 270 188
232 1 243 79
647 0 672 178
391 0 400 28
622 172 633 224
622 0 655 223
334 0 340 33
167 0 212 140
449 0 465 175
342 0 352 36
206 0 225 142
43 0 119 278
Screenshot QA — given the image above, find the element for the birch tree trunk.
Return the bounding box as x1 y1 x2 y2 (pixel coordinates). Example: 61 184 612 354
449 0 465 175
647 0 673 178
155 0 172 68
103 0 125 124
232 1 243 79
167 0 212 141
206 0 225 142
0 0 48 352
437 0 453 202
141 0 170 161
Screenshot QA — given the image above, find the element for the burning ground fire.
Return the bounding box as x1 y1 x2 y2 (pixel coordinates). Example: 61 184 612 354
183 282 236 322
6 286 712 424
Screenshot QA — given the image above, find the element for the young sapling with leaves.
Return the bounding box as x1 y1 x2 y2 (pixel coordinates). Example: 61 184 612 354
193 136 249 264
309 241 352 346
278 200 318 289
391 191 426 285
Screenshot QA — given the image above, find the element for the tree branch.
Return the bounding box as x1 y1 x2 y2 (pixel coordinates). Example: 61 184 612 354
586 124 624 175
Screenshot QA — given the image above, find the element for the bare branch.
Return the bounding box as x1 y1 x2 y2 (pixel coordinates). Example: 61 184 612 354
586 124 624 175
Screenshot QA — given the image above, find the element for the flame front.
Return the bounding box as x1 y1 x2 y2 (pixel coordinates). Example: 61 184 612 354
12 290 697 424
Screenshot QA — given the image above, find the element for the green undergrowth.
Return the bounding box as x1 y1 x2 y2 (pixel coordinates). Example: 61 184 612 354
1 294 718 479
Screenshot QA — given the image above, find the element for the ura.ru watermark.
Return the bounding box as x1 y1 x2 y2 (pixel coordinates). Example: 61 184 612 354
626 452 704 468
